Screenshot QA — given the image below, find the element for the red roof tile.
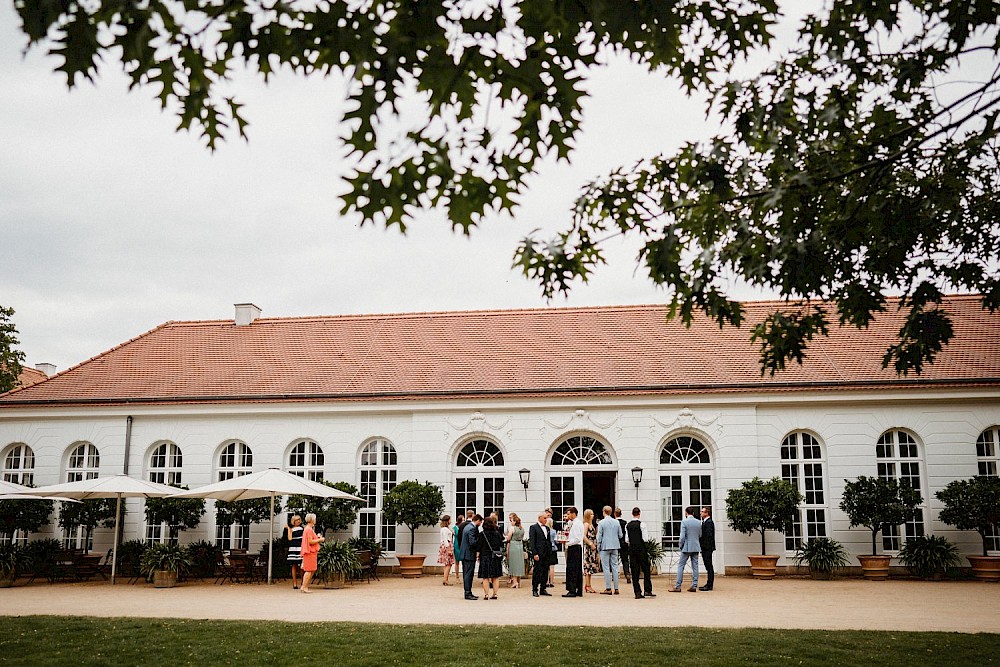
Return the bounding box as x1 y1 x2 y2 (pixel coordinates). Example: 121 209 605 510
15 367 48 389
1 296 998 407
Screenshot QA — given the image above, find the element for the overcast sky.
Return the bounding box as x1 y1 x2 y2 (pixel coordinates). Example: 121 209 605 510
1 4 784 372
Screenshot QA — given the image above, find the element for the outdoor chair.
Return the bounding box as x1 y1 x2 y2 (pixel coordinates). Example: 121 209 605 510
352 550 374 584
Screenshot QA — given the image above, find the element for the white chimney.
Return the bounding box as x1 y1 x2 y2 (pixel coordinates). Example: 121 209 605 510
35 363 57 377
234 303 262 326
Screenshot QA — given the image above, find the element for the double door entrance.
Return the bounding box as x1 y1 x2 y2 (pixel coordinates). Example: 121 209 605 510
548 471 616 568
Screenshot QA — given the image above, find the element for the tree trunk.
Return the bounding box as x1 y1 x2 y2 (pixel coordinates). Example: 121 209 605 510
760 530 766 556
410 526 416 555
871 528 878 556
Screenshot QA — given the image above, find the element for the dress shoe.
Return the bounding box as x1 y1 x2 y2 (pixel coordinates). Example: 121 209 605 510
698 586 712 591
634 594 645 599
613 590 619 595
465 594 479 600
668 587 682 593
532 591 539 597
539 590 552 596
644 592 656 597
687 586 698 592
600 590 613 595
562 593 576 598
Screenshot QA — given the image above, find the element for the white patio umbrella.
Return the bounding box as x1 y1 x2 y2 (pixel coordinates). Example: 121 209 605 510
169 468 364 584
26 475 180 583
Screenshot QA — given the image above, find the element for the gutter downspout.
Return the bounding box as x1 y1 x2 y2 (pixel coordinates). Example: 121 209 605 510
123 415 133 475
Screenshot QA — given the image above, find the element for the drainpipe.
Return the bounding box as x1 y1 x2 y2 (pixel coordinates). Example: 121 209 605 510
123 415 133 475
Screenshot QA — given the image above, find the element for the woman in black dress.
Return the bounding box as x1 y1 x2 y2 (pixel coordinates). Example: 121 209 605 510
478 515 504 599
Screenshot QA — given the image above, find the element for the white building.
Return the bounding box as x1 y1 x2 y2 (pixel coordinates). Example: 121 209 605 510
1 297 998 572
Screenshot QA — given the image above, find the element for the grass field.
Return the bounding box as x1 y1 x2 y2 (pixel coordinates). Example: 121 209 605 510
0 617 997 666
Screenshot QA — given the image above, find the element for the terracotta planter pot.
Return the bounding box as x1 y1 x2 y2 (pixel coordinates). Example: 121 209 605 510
747 554 779 579
323 572 346 589
857 555 892 581
967 555 1000 583
396 553 426 578
153 570 178 588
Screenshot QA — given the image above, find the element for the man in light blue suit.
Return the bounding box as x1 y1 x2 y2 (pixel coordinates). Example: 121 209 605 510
596 505 623 594
670 506 702 592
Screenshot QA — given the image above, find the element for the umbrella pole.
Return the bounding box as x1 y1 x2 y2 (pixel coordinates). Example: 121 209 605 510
268 493 274 585
111 494 122 585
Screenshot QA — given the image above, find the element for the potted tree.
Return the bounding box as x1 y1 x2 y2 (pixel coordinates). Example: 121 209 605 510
139 542 192 588
143 486 206 544
725 476 802 579
215 496 280 550
936 475 1000 582
0 497 53 544
57 498 119 553
792 537 849 579
839 476 923 580
380 480 445 577
316 540 362 588
897 535 961 580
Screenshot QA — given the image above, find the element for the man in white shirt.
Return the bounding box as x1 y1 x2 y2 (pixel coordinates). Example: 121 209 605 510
625 506 656 599
562 506 584 597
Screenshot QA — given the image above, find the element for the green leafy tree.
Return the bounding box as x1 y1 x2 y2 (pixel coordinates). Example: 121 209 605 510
0 498 53 541
287 481 365 535
13 3 1000 374
215 496 282 544
57 498 119 553
0 305 26 393
725 476 803 556
143 486 207 544
839 476 924 556
936 476 1000 557
381 480 445 555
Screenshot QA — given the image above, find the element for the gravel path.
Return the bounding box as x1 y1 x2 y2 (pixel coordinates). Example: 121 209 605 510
2 575 997 634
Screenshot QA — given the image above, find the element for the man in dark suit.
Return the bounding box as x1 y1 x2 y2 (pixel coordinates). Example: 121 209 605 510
528 512 552 597
460 514 482 600
625 506 655 599
699 506 716 591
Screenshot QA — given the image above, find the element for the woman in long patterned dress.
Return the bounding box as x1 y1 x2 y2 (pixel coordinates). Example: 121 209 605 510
438 515 455 586
583 508 600 593
285 514 303 590
504 513 525 588
478 515 504 599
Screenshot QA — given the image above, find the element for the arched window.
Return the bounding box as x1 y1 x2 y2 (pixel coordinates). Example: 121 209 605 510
216 441 253 549
976 426 1000 553
1 444 37 544
550 435 613 465
658 435 713 550
2 444 35 486
67 442 99 482
780 432 829 551
454 439 505 530
359 439 397 552
64 442 100 548
876 429 925 551
146 442 183 544
287 440 325 482
217 441 252 481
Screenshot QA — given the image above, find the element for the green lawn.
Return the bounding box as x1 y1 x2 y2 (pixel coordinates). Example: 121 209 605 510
0 617 996 667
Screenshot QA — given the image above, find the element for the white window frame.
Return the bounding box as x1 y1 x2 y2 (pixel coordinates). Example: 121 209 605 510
64 442 100 549
453 439 505 530
780 431 829 552
976 426 1000 554
215 440 253 550
146 442 183 544
658 435 713 550
287 439 325 482
1 444 36 544
876 428 926 552
358 438 397 553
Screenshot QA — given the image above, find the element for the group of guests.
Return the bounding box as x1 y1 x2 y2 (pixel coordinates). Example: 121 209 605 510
438 504 717 600
285 513 326 593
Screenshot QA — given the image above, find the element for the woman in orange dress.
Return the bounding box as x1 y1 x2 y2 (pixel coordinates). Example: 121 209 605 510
299 513 325 593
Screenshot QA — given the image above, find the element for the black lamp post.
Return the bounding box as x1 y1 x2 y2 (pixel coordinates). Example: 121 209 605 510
631 466 643 499
519 468 530 500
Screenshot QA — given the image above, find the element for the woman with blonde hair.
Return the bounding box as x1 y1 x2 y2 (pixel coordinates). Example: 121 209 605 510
299 513 325 593
438 514 455 586
504 512 525 588
583 508 600 593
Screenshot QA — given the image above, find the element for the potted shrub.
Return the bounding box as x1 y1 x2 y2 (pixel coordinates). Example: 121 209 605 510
897 535 961 580
22 538 61 583
0 543 25 587
316 540 362 588
839 476 923 580
792 537 849 579
725 476 803 579
936 475 1000 582
140 543 192 588
380 480 445 577
644 538 666 575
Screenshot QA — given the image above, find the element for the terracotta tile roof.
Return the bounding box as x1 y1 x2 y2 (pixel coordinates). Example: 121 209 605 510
15 367 47 389
1 295 998 407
